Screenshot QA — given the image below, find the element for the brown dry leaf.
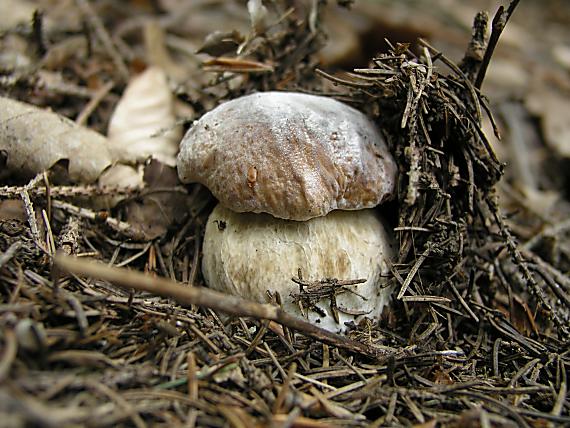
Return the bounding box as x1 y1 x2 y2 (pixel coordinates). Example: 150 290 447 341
202 57 274 73
0 199 26 222
431 368 454 385
95 164 145 210
120 160 188 240
512 295 540 337
197 30 243 56
0 97 113 183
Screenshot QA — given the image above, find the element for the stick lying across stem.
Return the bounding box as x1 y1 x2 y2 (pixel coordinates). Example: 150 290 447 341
54 254 390 360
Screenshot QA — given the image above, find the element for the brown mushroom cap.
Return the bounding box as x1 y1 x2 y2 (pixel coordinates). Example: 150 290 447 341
177 91 397 220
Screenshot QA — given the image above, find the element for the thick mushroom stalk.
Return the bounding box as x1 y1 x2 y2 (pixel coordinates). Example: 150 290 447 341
202 205 395 332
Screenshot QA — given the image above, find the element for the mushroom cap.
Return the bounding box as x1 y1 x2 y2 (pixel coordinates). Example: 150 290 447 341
177 92 397 221
202 204 395 332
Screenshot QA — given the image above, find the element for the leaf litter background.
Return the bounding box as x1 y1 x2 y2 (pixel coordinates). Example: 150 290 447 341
1 0 570 426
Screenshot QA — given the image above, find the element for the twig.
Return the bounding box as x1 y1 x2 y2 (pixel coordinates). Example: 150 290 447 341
20 189 48 255
474 0 521 89
487 196 569 336
76 0 130 81
0 184 188 199
76 80 114 126
32 10 47 56
397 246 430 299
51 200 147 241
86 380 147 428
0 329 17 382
0 242 22 269
523 217 570 250
54 255 395 360
57 217 82 255
273 362 297 414
315 69 374 88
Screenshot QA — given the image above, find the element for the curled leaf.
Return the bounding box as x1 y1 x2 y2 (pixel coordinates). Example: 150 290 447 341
107 67 181 167
0 97 113 183
247 0 268 34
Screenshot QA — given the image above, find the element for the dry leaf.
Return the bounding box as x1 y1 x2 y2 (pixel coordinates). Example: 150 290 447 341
0 0 38 31
202 57 274 73
107 67 182 167
247 0 268 34
0 199 26 222
196 30 243 56
95 164 145 210
119 160 188 240
0 97 113 183
431 368 454 385
527 86 570 158
553 44 570 71
318 8 361 67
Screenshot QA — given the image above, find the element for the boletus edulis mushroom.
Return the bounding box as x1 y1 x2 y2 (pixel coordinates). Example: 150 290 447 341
177 92 397 332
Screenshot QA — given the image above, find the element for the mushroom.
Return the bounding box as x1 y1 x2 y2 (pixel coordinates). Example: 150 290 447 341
177 92 396 221
203 205 395 331
177 92 397 332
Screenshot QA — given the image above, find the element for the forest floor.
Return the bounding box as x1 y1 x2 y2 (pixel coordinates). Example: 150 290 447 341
1 1 569 426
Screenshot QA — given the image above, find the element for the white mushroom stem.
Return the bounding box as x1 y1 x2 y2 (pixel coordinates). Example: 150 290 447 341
202 205 395 332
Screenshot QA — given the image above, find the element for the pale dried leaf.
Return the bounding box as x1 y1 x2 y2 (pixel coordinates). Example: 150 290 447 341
0 97 113 183
247 0 268 34
553 44 570 71
527 87 570 158
95 164 145 210
107 67 181 167
98 164 144 190
0 0 37 31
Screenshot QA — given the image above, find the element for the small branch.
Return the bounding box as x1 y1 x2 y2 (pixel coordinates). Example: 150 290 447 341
0 184 188 199
397 246 431 299
0 242 22 269
0 329 17 382
54 254 395 360
474 0 521 90
32 10 48 56
51 200 147 241
76 80 114 126
76 0 130 81
20 189 48 255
